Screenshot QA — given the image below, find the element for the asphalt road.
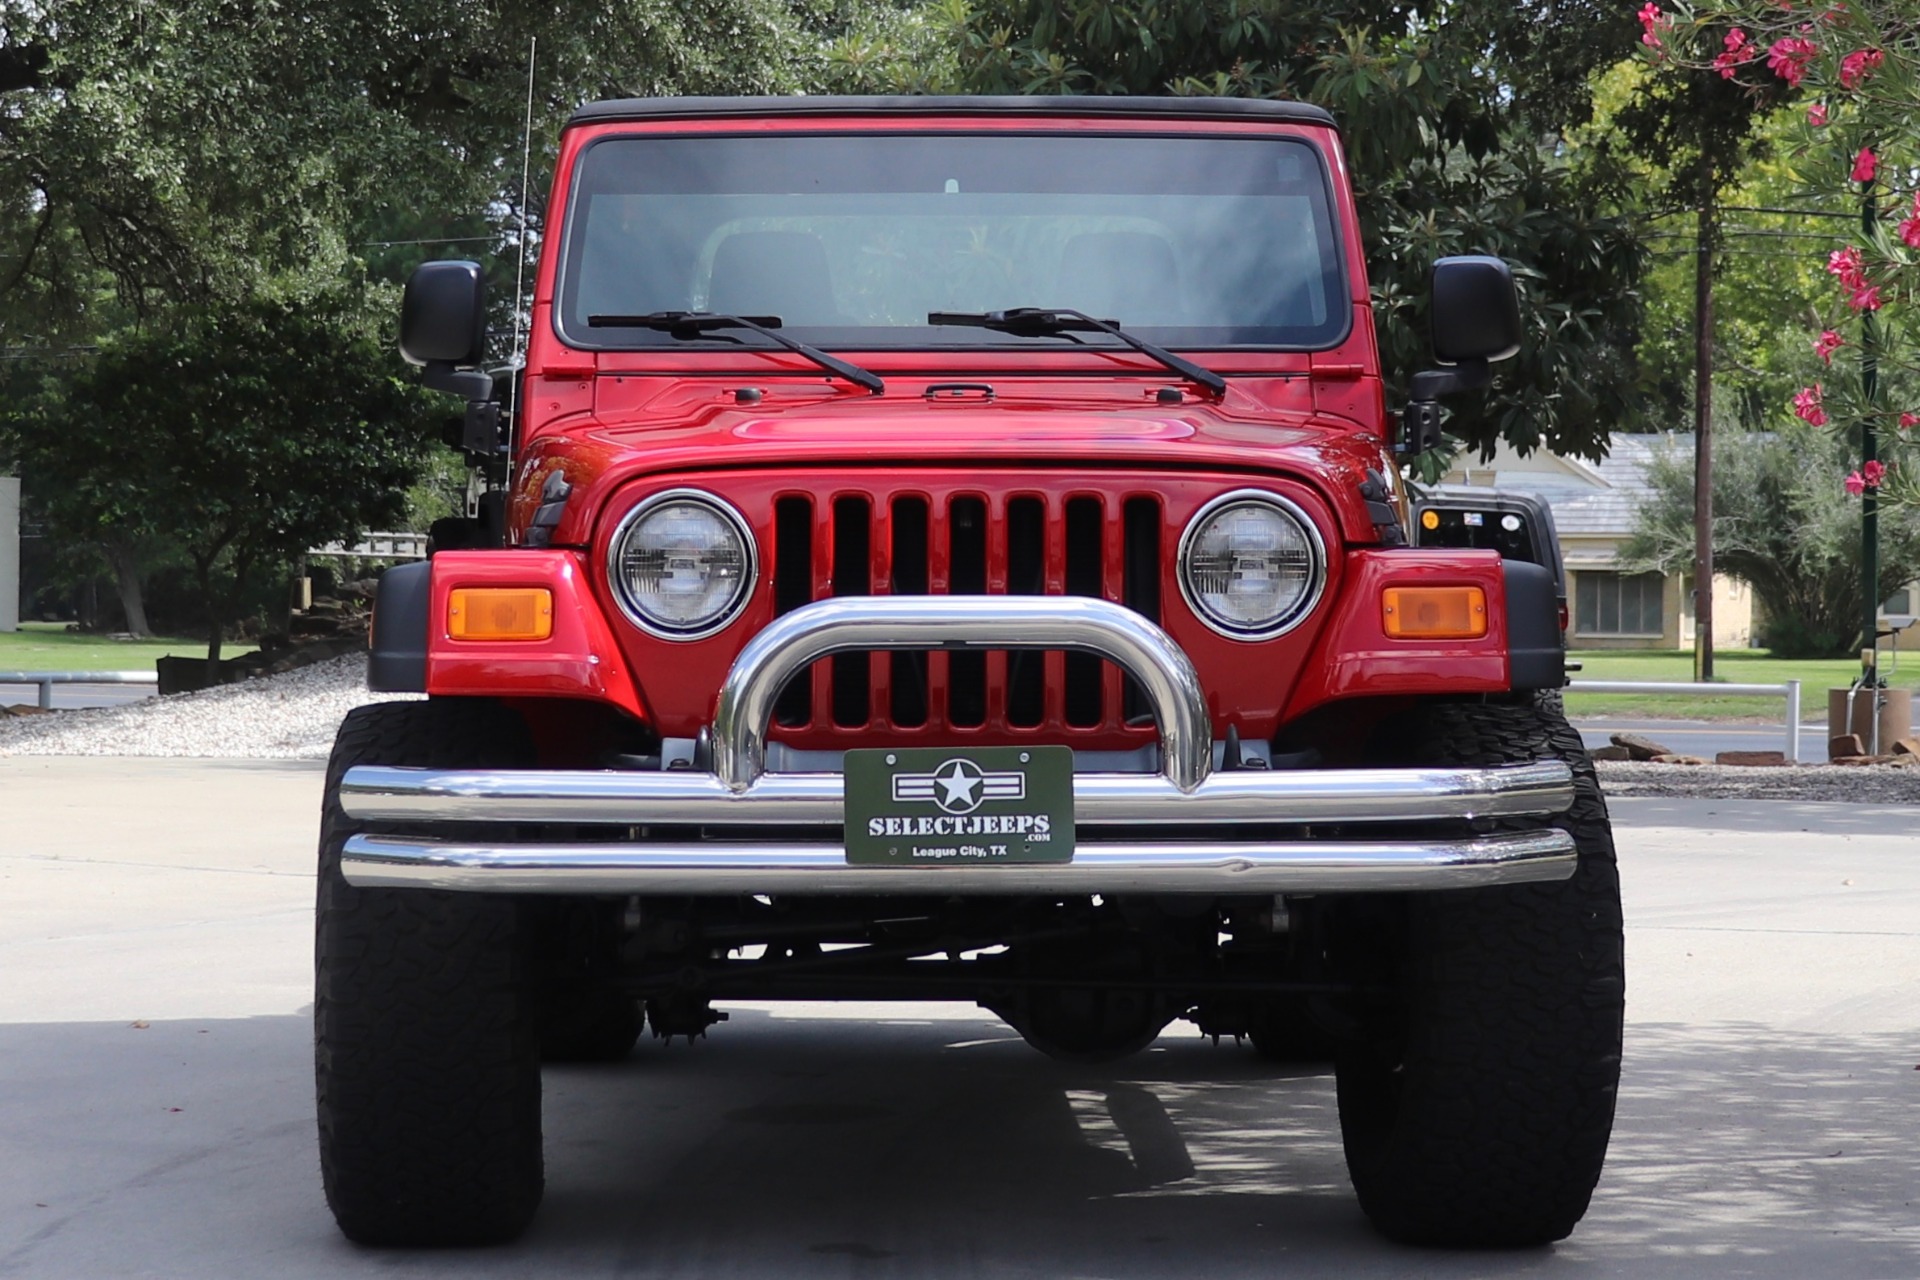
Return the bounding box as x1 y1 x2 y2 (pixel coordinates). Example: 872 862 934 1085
1 759 1916 1277
1573 716 1823 763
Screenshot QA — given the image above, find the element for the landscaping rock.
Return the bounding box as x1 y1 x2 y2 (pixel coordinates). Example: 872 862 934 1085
1612 732 1675 761
1588 744 1631 762
1716 750 1789 767
1892 736 1920 757
1833 754 1898 766
1650 753 1709 766
1829 733 1866 761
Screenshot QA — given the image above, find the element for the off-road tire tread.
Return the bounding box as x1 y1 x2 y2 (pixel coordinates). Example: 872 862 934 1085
1337 692 1625 1247
315 699 543 1246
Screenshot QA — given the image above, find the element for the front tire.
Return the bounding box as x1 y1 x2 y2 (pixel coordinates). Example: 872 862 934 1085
1336 693 1625 1247
315 699 544 1246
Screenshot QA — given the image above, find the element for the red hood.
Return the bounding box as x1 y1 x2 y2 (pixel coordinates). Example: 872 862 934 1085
515 375 1395 547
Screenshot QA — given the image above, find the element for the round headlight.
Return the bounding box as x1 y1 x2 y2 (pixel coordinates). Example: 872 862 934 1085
608 490 756 639
1178 491 1325 639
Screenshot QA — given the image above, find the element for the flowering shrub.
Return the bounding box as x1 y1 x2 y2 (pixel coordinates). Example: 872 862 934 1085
1638 2 1919 500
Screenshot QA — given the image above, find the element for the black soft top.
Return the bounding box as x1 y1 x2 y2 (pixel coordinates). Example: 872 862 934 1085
568 95 1336 130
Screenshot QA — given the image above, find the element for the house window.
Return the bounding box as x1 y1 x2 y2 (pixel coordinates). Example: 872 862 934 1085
1576 571 1664 637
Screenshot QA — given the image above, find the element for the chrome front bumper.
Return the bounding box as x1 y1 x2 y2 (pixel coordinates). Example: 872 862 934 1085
340 596 1576 895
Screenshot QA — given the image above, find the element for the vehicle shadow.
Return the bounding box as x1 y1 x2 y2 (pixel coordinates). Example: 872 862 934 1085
1 1011 1915 1277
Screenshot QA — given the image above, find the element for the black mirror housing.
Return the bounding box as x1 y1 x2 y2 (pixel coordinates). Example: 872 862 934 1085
400 260 487 367
1430 255 1521 365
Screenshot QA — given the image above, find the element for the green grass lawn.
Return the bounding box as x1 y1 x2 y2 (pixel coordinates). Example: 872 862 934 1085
1565 649 1890 721
0 621 255 674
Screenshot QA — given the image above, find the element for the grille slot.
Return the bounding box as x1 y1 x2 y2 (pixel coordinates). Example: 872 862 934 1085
889 496 931 728
829 495 870 727
772 495 814 727
1121 496 1162 724
1064 496 1105 728
766 485 1164 739
948 496 988 728
1005 496 1046 728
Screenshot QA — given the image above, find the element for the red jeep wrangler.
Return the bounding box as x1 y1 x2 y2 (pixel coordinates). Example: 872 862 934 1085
318 96 1622 1250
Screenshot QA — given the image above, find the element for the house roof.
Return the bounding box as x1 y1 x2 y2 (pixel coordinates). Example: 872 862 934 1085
1456 434 1685 541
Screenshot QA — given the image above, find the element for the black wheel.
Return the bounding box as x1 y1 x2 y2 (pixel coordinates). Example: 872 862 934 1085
1246 995 1338 1064
315 699 544 1246
1336 692 1625 1247
540 986 644 1063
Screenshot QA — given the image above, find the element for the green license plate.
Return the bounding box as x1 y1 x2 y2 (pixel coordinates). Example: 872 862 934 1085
844 745 1075 866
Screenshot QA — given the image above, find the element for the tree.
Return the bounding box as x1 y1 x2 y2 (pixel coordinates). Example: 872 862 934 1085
1584 43 1781 679
869 0 1650 462
1638 1 1920 670
1623 420 1920 656
2 291 443 667
0 0 916 349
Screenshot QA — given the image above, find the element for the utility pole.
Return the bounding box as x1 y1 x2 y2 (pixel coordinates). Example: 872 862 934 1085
1860 178 1880 678
1692 182 1716 682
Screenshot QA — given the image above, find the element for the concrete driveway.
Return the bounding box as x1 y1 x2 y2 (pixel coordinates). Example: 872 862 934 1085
1 759 1915 1277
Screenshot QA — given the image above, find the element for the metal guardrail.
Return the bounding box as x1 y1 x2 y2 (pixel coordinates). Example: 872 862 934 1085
307 532 428 561
1566 679 1803 762
0 670 158 711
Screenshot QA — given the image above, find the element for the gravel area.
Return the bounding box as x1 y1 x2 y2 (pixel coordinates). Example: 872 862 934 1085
1595 759 1920 802
0 655 412 759
5 662 1919 804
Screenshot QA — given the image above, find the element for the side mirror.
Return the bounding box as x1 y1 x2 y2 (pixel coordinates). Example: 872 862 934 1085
1430 255 1521 365
400 260 487 368
1399 256 1522 457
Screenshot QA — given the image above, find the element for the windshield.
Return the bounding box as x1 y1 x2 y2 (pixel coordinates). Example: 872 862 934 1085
556 131 1349 351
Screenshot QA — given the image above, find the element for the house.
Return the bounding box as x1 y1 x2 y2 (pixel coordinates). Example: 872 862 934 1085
1440 435 1753 650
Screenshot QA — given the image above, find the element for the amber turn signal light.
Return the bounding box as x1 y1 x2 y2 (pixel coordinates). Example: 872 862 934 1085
1382 586 1487 639
447 588 553 641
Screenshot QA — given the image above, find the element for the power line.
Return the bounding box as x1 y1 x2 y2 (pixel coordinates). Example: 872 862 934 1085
353 236 499 249
1646 228 1850 242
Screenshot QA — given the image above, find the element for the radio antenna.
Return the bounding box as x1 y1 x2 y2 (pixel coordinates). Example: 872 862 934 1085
511 36 537 365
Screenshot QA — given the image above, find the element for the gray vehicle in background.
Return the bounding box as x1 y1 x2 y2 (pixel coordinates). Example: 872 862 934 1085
1412 486 1569 637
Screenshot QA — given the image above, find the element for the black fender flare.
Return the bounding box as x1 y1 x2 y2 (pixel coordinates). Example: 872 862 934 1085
368 561 430 693
1503 560 1566 691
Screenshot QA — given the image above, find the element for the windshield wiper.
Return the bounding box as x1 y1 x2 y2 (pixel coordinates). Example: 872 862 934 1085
586 311 884 395
927 308 1227 397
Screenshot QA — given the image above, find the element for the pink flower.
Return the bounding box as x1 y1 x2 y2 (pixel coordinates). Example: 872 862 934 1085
1639 3 1670 47
1850 283 1883 312
1839 48 1883 88
1808 102 1829 126
1900 412 1919 431
1715 28 1756 77
1852 147 1877 183
1863 460 1887 488
1899 215 1920 249
1846 471 1867 496
1829 246 1866 288
1768 36 1818 85
1795 384 1828 427
1814 330 1845 363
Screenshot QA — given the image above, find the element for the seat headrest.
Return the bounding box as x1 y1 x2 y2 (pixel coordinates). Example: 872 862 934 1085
707 231 842 325
1053 232 1184 325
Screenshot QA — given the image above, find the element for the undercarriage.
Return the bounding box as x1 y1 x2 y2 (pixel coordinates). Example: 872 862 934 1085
529 886 1370 1058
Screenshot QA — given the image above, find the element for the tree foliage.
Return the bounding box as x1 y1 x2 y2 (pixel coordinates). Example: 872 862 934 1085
2 292 442 663
1637 2 1920 495
0 0 935 632
1623 421 1920 655
865 0 1652 461
1 0 930 343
